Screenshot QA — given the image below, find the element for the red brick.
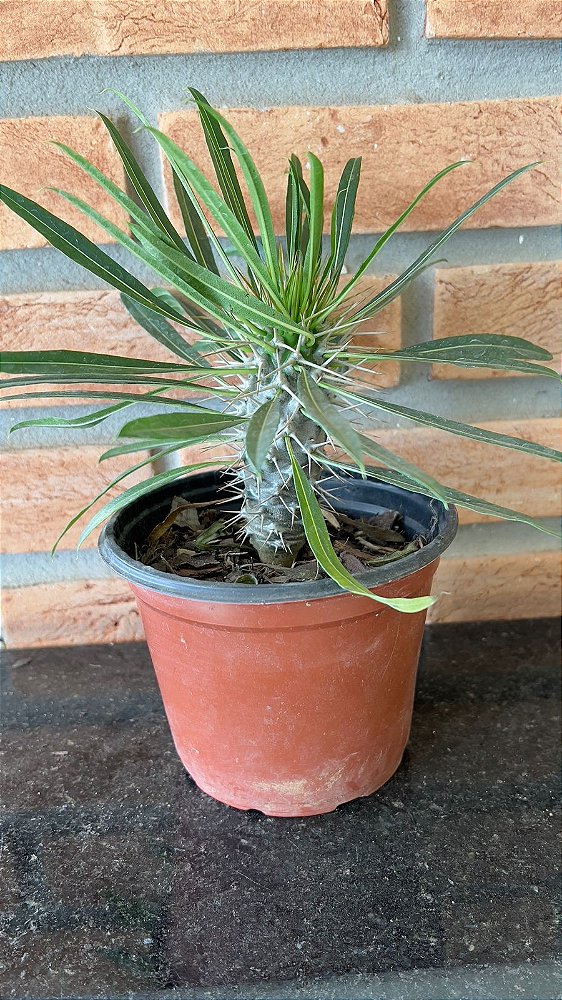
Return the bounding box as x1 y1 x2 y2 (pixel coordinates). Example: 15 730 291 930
429 550 561 622
0 116 126 250
0 0 388 61
426 0 562 39
432 262 562 380
1 578 142 648
0 446 153 553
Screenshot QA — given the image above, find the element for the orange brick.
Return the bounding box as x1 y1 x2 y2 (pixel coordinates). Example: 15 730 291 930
0 0 388 61
0 290 201 407
426 0 562 39
0 116 126 251
363 417 560 524
1 578 142 648
339 275 402 388
429 550 561 622
0 446 153 553
432 262 562 380
159 98 560 235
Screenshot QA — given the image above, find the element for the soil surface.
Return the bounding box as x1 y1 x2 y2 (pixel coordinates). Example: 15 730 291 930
138 494 426 585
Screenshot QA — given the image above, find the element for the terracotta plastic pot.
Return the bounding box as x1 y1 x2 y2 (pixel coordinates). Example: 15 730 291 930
99 471 457 817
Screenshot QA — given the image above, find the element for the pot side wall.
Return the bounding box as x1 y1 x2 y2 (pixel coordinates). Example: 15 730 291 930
131 560 438 817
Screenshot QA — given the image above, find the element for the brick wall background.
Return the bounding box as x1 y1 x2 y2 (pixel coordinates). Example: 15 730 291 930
0 0 560 646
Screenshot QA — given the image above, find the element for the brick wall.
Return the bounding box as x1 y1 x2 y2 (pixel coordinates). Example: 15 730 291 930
0 0 560 646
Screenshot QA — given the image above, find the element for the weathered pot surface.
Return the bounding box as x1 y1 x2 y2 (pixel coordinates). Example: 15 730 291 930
99 471 458 816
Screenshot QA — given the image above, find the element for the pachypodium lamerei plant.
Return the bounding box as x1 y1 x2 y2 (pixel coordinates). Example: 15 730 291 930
1 90 560 613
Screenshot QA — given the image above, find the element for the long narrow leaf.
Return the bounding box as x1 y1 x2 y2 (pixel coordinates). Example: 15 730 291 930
0 350 235 378
302 153 324 302
317 160 470 318
345 333 553 363
297 372 364 468
189 88 257 248
1 389 218 407
172 170 219 273
96 111 187 252
328 157 362 284
285 164 301 265
324 383 562 464
11 402 132 432
245 395 281 476
52 140 184 251
357 432 449 505
349 163 539 322
147 126 285 307
344 334 558 378
0 186 190 325
54 187 303 346
118 410 246 441
189 90 279 280
0 374 236 392
287 440 435 613
1 350 196 377
53 446 173 552
99 437 227 460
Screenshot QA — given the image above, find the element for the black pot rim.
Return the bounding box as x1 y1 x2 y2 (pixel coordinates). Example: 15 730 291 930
98 469 458 606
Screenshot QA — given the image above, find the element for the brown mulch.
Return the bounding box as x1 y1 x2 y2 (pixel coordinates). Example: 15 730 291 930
137 494 426 586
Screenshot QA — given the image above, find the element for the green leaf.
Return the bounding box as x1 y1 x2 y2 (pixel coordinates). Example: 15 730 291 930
289 155 311 260
172 170 219 274
189 89 279 281
348 333 553 362
1 349 206 378
286 439 435 613
119 293 203 364
96 111 187 252
99 439 219 460
11 401 131 432
0 185 190 325
0 373 235 393
323 383 562 464
285 163 302 265
53 187 301 347
77 459 235 548
297 372 365 469
189 88 257 249
302 153 324 300
1 349 195 377
245 395 281 476
1 389 195 406
349 334 558 378
118 410 245 441
52 140 183 251
328 157 362 284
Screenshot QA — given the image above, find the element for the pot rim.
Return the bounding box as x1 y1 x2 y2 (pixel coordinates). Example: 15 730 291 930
99 469 458 605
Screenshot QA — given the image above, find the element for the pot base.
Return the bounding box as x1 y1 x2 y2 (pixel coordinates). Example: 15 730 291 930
175 737 407 817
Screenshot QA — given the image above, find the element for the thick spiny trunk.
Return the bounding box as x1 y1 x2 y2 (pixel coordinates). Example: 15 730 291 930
238 375 324 566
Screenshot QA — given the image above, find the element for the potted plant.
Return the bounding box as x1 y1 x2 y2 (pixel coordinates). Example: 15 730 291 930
1 91 559 816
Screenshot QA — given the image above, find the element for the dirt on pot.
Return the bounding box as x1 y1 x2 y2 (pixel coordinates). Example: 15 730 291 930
137 494 427 585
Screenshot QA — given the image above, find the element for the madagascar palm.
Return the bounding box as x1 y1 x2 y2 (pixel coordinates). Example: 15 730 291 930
1 89 559 613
